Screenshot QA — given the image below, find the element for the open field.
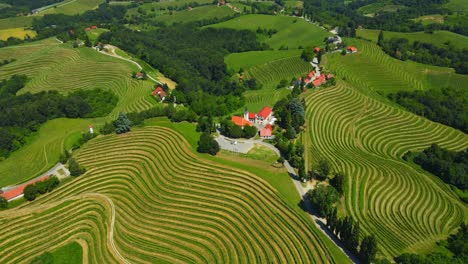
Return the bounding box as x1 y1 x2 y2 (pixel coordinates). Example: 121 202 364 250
0 126 349 263
37 0 104 16
357 29 468 50
152 5 236 25
0 39 162 186
225 49 302 72
322 39 468 97
86 28 108 44
413 14 445 25
444 0 468 13
136 0 212 9
0 16 34 30
51 242 83 264
357 0 404 16
209 14 332 50
304 40 468 258
0 27 36 41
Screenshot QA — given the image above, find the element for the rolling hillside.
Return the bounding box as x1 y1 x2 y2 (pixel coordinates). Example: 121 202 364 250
0 126 350 263
303 39 468 258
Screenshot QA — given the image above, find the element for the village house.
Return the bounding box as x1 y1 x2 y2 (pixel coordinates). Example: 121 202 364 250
0 175 49 201
260 124 273 139
347 46 358 53
256 106 273 125
152 86 166 102
135 72 144 79
232 116 252 127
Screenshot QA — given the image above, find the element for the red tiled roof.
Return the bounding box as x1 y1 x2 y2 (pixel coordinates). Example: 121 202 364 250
232 116 252 127
0 175 49 201
265 124 272 130
304 78 310 83
91 25 97 29
260 127 272 137
327 74 335 79
152 87 166 98
136 72 143 76
248 112 255 119
312 79 322 86
307 71 315 78
314 47 321 52
347 46 357 52
85 27 91 31
258 107 272 119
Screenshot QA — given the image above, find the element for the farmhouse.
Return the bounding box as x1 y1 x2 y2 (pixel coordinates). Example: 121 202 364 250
257 106 273 124
314 47 321 53
0 175 49 201
152 86 166 102
347 46 358 53
135 72 144 79
91 25 97 29
312 74 327 87
260 124 273 138
85 27 91 31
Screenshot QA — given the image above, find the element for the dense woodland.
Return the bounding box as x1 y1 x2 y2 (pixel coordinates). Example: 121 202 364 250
0 75 117 159
378 32 468 74
388 86 467 133
98 26 265 116
406 144 467 191
0 0 62 18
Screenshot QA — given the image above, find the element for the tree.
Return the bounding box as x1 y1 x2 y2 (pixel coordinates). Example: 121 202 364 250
350 221 360 253
69 158 86 176
243 125 257 138
0 196 7 209
341 49 347 55
277 156 285 164
298 163 307 180
285 126 296 139
24 184 38 201
378 30 384 46
359 235 378 264
59 149 71 164
318 159 331 179
113 112 132 134
197 132 220 155
307 185 339 217
85 35 92 47
330 172 345 194
100 122 115 135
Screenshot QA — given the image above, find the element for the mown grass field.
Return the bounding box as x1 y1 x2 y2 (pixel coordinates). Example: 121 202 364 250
0 16 34 30
0 38 160 186
0 126 350 263
209 14 332 49
444 0 468 13
51 242 83 264
357 29 468 49
37 0 104 16
225 49 302 72
85 28 108 44
357 0 404 16
303 39 468 259
0 27 36 41
152 5 236 25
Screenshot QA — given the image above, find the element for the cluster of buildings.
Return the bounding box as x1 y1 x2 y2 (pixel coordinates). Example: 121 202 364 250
85 25 98 31
231 106 275 138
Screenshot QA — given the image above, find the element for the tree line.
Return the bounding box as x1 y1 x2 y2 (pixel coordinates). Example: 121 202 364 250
378 32 468 74
0 75 118 159
388 86 467 133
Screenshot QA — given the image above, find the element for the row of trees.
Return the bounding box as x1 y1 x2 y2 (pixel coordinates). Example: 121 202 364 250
388 86 467 133
405 144 467 190
24 177 60 201
307 168 378 264
378 32 468 74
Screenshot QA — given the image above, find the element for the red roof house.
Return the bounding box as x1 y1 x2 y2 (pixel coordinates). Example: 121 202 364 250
260 124 273 138
314 47 321 53
347 46 358 53
91 25 97 29
135 72 143 79
257 106 272 120
232 116 252 127
0 175 50 201
152 87 166 101
304 78 310 83
248 112 255 119
307 71 315 78
85 27 91 31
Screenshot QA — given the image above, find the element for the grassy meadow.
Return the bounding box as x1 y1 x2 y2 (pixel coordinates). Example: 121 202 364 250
303 39 468 259
209 14 332 49
0 27 36 41
152 5 236 25
37 0 104 16
357 29 468 50
0 126 350 263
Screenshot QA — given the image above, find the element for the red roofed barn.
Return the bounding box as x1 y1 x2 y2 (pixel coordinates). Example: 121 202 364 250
0 175 50 201
347 46 358 53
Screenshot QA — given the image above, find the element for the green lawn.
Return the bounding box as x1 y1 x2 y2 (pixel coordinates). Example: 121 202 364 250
85 28 109 44
209 14 332 50
357 0 405 16
38 0 104 16
51 242 83 264
357 29 468 50
152 5 236 25
444 0 468 13
0 16 34 30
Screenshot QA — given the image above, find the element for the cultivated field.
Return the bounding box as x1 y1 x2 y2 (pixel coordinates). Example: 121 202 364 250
0 27 36 41
210 14 332 49
0 39 161 186
37 0 104 16
357 29 468 50
0 126 349 263
152 5 236 25
357 0 404 16
304 39 468 258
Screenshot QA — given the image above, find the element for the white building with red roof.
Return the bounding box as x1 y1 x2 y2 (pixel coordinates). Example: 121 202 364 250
152 86 166 102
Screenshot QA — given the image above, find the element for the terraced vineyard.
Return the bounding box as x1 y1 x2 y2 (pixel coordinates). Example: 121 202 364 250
0 39 157 117
0 126 348 263
304 42 468 258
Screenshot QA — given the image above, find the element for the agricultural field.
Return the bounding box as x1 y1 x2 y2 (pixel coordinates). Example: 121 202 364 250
357 29 468 50
85 28 109 44
303 39 468 259
152 5 236 26
0 16 34 30
444 0 468 13
413 14 445 25
209 14 332 49
357 0 405 17
322 39 468 97
36 0 105 16
0 126 349 263
226 50 312 112
0 27 36 41
0 38 162 186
